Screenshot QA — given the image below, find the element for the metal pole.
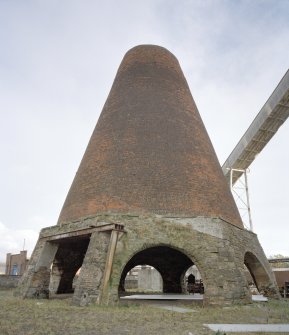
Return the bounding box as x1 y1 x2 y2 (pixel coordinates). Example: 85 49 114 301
244 170 253 231
230 168 233 192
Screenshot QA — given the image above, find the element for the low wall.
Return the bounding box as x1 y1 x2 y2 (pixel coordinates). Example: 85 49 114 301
0 275 21 288
124 277 138 290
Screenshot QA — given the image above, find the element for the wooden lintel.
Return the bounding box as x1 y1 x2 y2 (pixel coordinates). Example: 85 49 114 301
42 223 125 242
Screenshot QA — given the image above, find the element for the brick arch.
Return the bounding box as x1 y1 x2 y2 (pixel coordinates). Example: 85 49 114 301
244 251 271 294
118 245 196 294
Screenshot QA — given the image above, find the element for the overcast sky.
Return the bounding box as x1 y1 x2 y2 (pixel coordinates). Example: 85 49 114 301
0 0 289 263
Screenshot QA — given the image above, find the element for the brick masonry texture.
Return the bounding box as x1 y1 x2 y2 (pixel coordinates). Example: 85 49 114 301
57 45 243 228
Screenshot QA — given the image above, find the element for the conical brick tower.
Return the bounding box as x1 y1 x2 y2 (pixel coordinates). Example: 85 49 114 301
58 45 242 227
18 45 279 305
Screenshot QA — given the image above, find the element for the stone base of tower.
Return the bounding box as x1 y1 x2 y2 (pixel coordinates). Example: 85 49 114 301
16 214 280 306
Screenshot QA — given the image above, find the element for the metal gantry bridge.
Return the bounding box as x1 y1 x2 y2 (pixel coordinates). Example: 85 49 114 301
222 70 289 230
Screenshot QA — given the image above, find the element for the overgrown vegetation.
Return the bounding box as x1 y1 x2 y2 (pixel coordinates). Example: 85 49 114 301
1 289 289 335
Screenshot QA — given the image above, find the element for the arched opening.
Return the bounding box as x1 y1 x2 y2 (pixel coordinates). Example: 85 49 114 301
124 265 163 293
243 264 259 295
119 246 194 295
244 251 271 295
184 265 204 294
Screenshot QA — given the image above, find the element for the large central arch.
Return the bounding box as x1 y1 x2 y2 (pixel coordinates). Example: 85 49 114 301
119 246 194 294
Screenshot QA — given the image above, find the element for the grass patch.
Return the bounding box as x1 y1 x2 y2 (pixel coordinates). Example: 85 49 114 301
1 289 289 334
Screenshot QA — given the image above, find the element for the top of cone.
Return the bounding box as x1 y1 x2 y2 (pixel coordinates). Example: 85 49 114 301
57 45 243 228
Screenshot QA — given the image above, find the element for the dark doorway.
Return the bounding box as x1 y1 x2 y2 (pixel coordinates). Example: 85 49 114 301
244 251 271 295
184 265 204 294
50 236 90 294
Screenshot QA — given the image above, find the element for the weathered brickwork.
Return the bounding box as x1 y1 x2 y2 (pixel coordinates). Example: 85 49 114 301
57 45 243 228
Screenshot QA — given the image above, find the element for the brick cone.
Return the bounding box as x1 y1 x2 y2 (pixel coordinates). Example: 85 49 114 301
58 45 243 228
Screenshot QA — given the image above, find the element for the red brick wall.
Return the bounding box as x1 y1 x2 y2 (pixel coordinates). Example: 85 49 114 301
273 270 289 288
58 45 243 228
5 251 27 275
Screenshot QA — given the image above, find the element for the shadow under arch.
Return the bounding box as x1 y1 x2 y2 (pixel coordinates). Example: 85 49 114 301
244 251 271 294
50 237 90 294
119 245 194 294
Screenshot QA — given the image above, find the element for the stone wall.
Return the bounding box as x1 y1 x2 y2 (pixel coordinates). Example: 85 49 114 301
124 274 138 290
0 275 21 288
72 231 111 306
138 267 163 292
17 213 280 306
15 239 57 298
104 214 279 305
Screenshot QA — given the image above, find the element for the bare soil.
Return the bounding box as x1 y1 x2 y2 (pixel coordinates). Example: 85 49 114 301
1 289 289 335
